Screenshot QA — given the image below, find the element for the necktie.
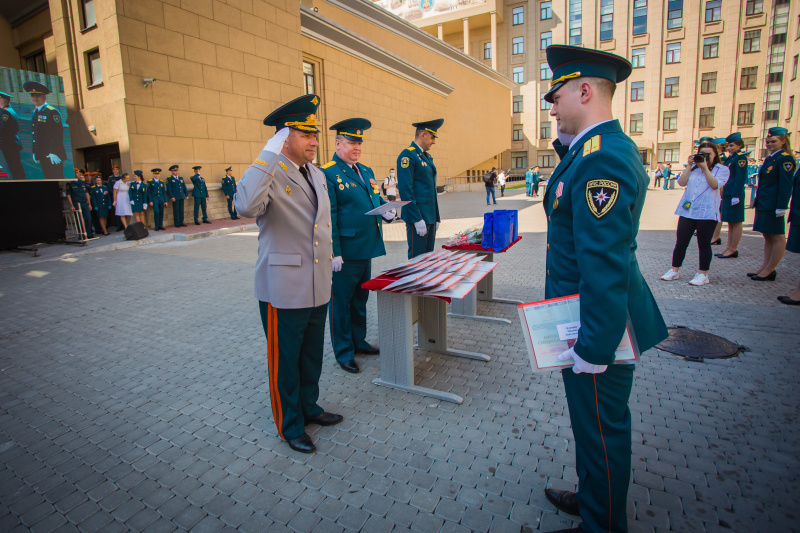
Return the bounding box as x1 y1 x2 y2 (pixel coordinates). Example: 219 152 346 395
299 165 314 190
352 165 365 185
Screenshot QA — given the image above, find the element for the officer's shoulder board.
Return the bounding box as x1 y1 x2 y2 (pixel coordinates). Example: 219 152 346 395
582 135 601 157
407 146 416 151
320 161 335 169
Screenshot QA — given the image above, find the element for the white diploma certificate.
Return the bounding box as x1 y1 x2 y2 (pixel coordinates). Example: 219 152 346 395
365 201 410 215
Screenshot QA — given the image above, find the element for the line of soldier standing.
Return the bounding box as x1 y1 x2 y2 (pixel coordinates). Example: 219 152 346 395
64 164 241 237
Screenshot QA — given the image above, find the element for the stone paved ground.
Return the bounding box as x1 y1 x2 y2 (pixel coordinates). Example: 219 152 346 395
1 186 798 532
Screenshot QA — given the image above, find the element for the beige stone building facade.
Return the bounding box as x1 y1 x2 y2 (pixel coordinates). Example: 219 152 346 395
383 0 800 175
1 0 514 224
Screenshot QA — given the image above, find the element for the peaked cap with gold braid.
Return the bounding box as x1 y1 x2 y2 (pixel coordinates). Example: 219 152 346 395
330 117 371 141
543 45 632 103
411 118 444 138
263 93 321 132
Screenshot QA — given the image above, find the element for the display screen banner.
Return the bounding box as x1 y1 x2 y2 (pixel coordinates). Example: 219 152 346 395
0 67 75 182
374 0 489 22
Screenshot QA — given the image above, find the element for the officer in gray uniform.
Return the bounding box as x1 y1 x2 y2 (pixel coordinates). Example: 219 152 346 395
0 91 26 179
23 81 66 180
235 94 342 454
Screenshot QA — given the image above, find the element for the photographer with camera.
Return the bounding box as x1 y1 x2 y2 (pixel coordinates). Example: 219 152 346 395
661 142 730 286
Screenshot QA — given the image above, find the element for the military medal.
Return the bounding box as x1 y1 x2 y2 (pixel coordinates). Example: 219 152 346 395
556 182 564 198
553 199 559 209
339 184 344 190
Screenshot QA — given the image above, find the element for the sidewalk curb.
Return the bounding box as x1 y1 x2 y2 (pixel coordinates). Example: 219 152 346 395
0 223 258 269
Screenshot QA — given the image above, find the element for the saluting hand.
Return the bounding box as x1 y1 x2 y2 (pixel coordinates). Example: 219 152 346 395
264 127 291 154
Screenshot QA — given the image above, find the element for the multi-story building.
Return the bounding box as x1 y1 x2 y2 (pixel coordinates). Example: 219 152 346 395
380 0 800 175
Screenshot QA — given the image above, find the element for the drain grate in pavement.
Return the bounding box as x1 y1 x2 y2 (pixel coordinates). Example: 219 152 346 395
656 326 745 362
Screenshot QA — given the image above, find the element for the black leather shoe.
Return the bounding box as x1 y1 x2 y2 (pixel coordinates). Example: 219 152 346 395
545 488 580 516
778 296 800 306
751 271 776 281
339 360 360 374
306 412 343 426
711 238 722 245
746 272 759 277
203 220 211 224
195 221 200 225
357 345 379 355
287 433 315 453
715 251 738 258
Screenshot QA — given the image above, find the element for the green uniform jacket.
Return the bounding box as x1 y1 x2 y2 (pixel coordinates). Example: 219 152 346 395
167 175 187 199
31 104 66 159
90 184 111 217
397 142 440 225
147 179 167 204
221 175 237 197
190 174 209 198
543 120 667 365
790 167 800 225
322 153 387 260
0 106 22 151
525 171 533 184
755 151 795 211
129 181 148 211
67 180 90 205
722 151 747 200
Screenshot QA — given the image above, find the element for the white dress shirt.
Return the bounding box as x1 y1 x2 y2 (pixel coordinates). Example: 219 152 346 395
674 163 730 221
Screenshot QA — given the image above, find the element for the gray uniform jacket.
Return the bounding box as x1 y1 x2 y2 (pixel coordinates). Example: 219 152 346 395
235 150 333 309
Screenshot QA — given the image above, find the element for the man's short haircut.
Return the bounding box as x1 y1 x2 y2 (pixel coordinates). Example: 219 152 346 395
567 76 616 101
415 128 427 138
389 167 395 171
491 167 496 171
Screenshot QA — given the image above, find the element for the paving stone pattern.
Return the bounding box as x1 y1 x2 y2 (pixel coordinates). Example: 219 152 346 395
1 188 798 532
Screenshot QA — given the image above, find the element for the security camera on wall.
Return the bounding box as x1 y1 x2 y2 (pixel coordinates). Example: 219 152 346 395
142 78 157 88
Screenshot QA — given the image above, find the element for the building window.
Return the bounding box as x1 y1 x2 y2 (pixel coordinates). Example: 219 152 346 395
664 77 679 98
513 124 524 141
86 49 102 87
740 66 758 89
600 0 613 41
512 6 524 25
703 37 719 58
743 137 757 154
701 72 717 93
666 43 681 64
630 81 644 101
662 110 678 131
512 152 528 169
540 32 552 50
512 37 524 55
540 92 552 110
513 95 523 113
738 103 755 125
540 122 552 139
303 62 315 94
25 51 47 74
793 55 798 80
630 113 643 133
705 0 721 23
81 0 97 29
743 30 761 53
699 107 715 128
539 152 555 168
569 0 582 45
667 0 683 29
484 42 492 60
632 0 647 35
541 1 552 20
513 66 524 83
658 143 681 163
746 0 763 16
540 63 552 80
632 48 645 68
788 95 794 120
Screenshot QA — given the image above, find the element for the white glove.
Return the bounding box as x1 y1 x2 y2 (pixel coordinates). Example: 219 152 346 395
435 222 440 231
382 209 396 221
332 256 343 272
414 219 427 237
130 201 134 205
264 127 291 154
776 209 787 217
731 198 740 206
143 204 148 210
557 346 608 374
47 154 62 164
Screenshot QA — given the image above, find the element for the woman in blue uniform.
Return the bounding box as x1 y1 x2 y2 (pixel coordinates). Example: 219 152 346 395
716 133 748 258
89 174 111 235
129 170 148 225
749 127 795 281
778 166 800 305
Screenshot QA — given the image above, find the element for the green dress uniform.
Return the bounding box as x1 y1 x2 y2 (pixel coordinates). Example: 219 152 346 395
167 166 188 226
129 180 148 212
525 169 534 197
235 94 336 447
147 171 167 230
542 46 668 533
721 133 747 223
787 166 800 253
221 168 239 219
90 183 112 218
23 81 67 180
0 93 26 179
322 119 388 367
754 138 794 235
67 178 94 237
397 119 442 258
190 166 210 223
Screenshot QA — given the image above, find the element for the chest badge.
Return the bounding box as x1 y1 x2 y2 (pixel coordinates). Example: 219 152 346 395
556 182 564 198
339 184 344 190
586 179 619 219
285 185 291 196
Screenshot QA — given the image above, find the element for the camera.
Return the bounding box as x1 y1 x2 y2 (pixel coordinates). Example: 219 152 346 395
692 153 709 163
